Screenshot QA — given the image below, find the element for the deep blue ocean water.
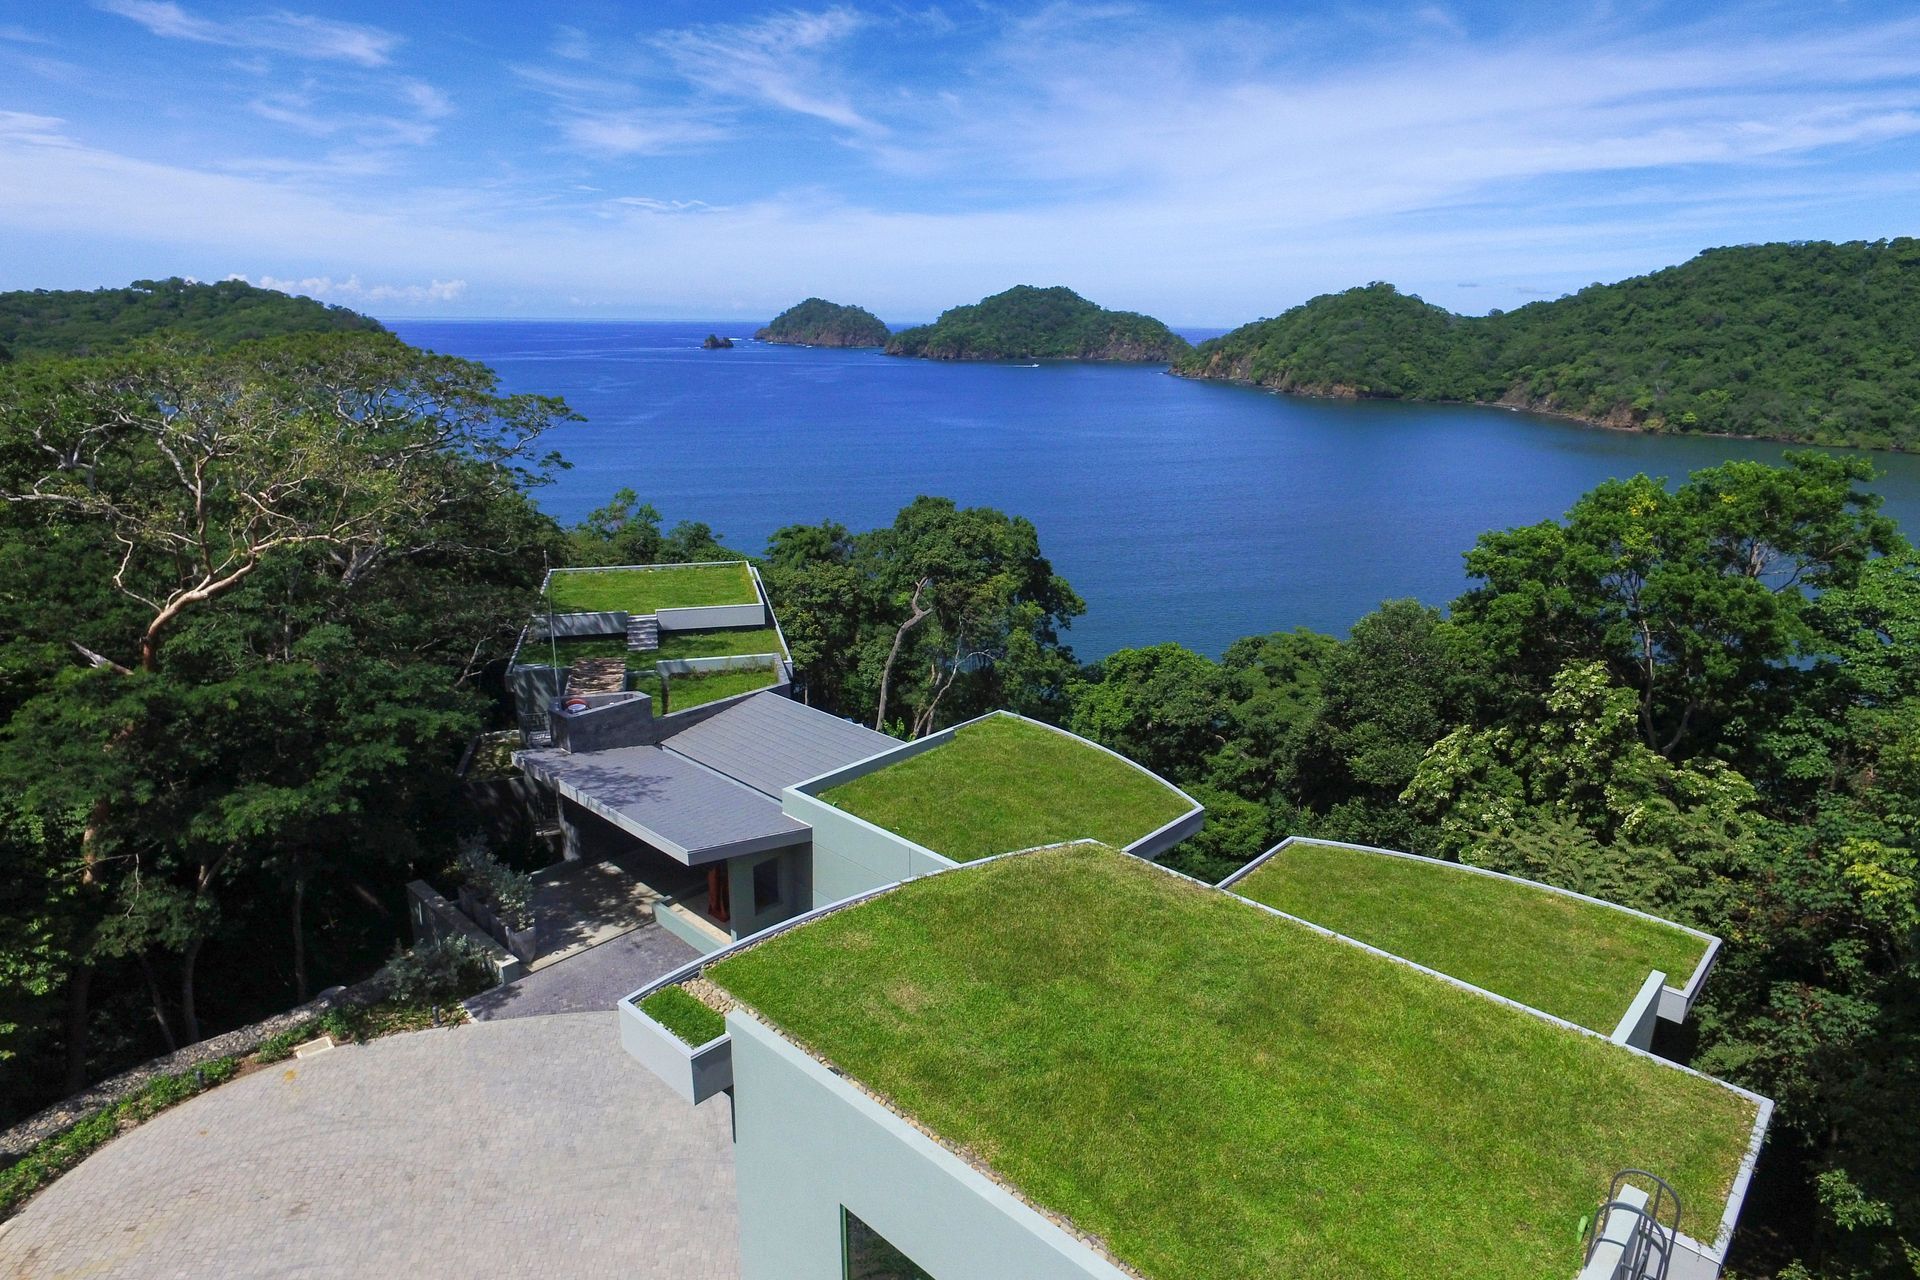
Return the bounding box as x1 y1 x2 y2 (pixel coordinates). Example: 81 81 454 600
390 319 1920 659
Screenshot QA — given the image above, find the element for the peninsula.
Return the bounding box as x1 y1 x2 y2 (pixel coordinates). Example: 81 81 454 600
756 297 890 347
1174 239 1920 450
886 285 1191 362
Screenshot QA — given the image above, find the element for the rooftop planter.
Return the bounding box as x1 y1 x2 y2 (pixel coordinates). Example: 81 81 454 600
619 979 733 1105
789 711 1202 867
543 561 759 616
1222 838 1720 1035
696 843 1770 1280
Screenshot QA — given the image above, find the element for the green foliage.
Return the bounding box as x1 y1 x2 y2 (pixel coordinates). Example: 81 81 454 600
564 487 744 567
0 327 565 1124
760 497 1085 734
1177 240 1920 448
0 277 382 362
638 985 726 1046
378 935 497 1007
886 285 1190 362
453 841 533 931
0 1056 239 1218
756 297 891 347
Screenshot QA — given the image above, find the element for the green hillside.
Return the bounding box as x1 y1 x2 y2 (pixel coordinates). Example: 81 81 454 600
886 285 1190 362
1175 240 1920 449
756 297 890 347
0 277 384 362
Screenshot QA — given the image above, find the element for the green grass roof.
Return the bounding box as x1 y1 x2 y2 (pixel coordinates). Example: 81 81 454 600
1232 841 1709 1034
819 715 1192 862
546 562 757 614
707 845 1757 1280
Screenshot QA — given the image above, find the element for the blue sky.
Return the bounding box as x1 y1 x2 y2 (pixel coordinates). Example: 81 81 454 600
2 1 1917 323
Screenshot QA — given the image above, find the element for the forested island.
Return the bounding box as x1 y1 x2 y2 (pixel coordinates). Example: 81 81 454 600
1176 239 1920 449
886 285 1190 361
756 297 890 347
0 277 383 362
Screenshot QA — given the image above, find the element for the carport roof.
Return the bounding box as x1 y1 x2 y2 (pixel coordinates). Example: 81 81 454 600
518 744 808 865
663 693 896 799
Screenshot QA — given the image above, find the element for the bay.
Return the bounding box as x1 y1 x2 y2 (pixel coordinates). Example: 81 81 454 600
390 319 1920 659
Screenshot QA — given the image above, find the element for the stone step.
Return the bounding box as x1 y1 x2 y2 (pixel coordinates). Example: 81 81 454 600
626 614 660 652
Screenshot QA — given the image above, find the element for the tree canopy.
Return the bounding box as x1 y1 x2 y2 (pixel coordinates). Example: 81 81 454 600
886 285 1191 362
0 277 383 362
1176 240 1920 448
755 297 891 347
0 330 566 1118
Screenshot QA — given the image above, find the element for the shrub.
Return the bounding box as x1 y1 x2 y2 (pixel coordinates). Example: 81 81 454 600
454 837 534 931
0 1058 239 1219
379 936 496 1008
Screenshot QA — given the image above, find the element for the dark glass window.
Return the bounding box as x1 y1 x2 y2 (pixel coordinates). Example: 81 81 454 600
752 857 782 914
843 1208 935 1280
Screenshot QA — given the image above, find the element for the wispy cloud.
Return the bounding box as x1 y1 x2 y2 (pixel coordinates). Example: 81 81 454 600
653 7 880 134
558 109 730 157
233 273 467 304
96 0 400 66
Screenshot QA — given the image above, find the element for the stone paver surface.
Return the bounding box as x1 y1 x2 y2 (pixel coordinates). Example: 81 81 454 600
0 1012 738 1280
468 922 701 1021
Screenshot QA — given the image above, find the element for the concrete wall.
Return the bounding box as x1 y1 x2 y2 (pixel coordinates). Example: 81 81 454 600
1611 970 1668 1051
527 610 628 639
658 602 767 631
783 786 956 908
725 845 815 939
405 881 523 984
550 691 654 753
730 1012 1134 1280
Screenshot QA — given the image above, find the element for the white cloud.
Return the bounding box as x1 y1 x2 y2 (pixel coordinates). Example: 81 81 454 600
95 0 400 66
236 273 468 305
559 109 730 156
652 7 880 134
0 110 78 148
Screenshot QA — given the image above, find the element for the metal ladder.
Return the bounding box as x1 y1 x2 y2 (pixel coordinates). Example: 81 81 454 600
1582 1170 1681 1280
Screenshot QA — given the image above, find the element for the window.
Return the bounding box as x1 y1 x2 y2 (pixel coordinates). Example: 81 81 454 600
752 856 782 915
843 1209 935 1280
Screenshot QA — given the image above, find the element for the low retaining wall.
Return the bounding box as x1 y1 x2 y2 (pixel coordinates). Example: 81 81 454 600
657 602 767 631
526 610 629 639
0 973 387 1161
406 881 525 985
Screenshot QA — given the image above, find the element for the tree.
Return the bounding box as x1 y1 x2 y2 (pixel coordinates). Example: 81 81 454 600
1453 453 1902 761
856 497 1084 736
0 333 566 671
1067 643 1230 787
0 332 566 1105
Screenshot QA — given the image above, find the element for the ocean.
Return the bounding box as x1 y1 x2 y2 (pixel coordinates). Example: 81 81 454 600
390 319 1920 658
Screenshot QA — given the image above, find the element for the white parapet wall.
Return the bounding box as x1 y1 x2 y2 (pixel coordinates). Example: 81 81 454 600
729 1012 1138 1280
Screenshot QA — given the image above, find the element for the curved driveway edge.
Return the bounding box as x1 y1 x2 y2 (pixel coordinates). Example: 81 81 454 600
0 1013 738 1279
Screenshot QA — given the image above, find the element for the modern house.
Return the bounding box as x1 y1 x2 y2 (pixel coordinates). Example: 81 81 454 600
620 840 1771 1280
515 696 1202 952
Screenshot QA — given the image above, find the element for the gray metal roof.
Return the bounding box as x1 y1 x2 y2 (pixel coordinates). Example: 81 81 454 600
517 744 808 865
663 693 897 799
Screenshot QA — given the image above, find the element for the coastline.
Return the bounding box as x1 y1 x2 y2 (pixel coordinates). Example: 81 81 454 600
1165 369 1914 456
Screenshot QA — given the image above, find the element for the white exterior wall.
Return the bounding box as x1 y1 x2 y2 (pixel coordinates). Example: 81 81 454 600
729 1012 1131 1280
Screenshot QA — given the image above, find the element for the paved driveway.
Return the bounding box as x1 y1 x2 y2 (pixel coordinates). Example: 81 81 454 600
0 1013 738 1279
468 922 701 1021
